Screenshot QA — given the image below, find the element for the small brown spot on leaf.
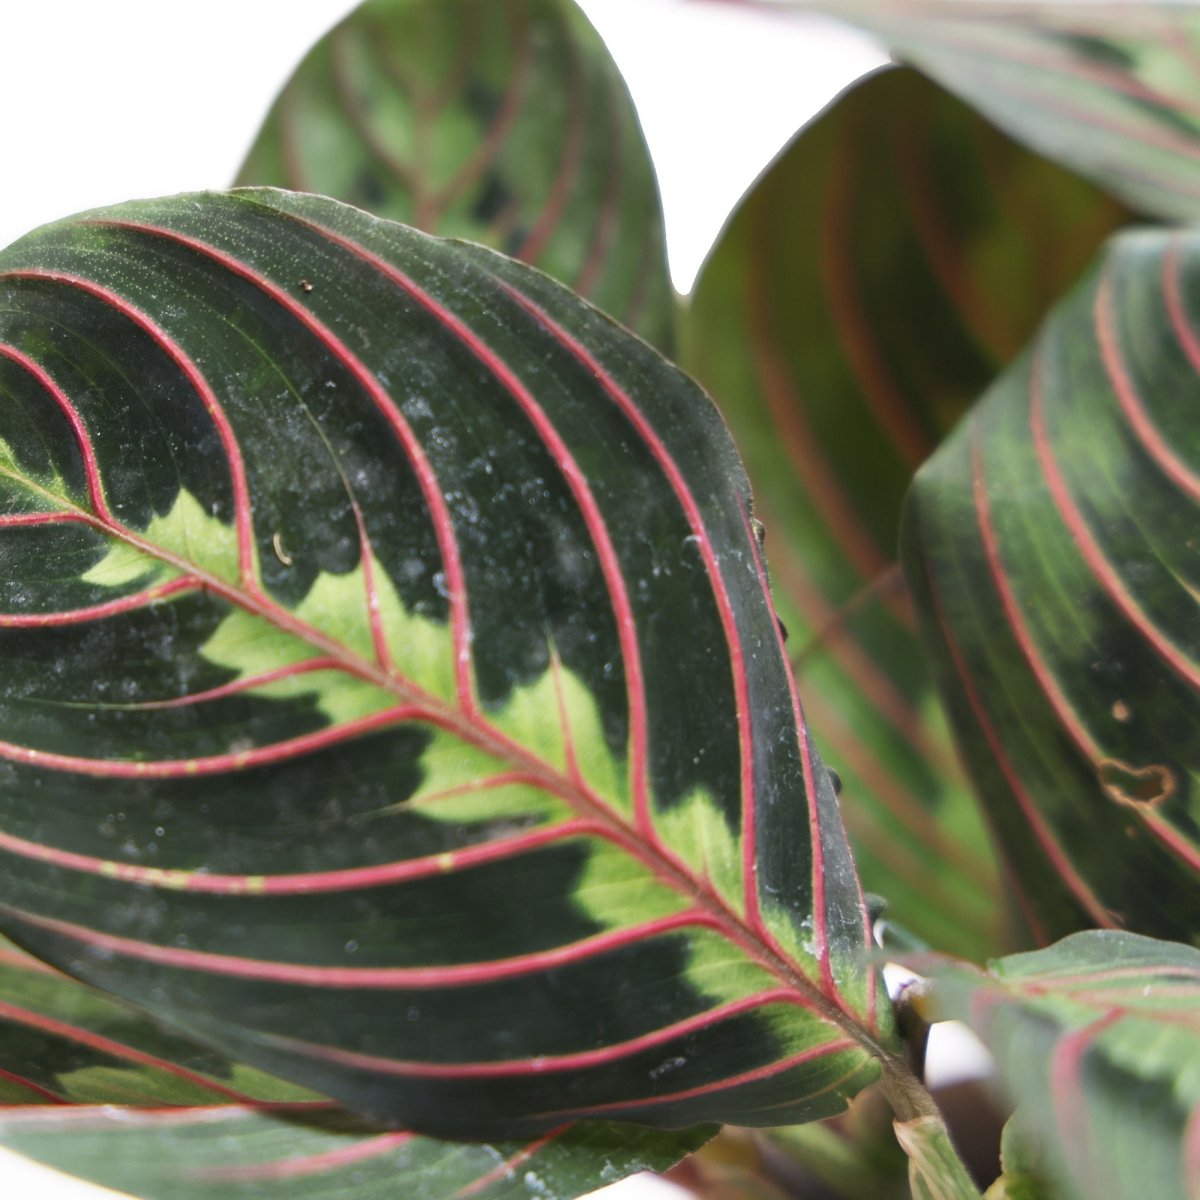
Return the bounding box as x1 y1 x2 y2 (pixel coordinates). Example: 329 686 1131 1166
1111 700 1132 722
299 279 314 293
1097 758 1175 809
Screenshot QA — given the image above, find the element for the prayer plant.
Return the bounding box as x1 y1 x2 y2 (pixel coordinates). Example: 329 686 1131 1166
0 2 1196 1199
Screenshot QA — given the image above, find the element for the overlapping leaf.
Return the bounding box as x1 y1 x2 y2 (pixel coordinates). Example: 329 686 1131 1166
680 67 1128 959
926 931 1200 1200
0 1107 708 1200
903 227 1200 942
0 941 706 1200
236 0 674 349
0 189 890 1140
787 0 1200 221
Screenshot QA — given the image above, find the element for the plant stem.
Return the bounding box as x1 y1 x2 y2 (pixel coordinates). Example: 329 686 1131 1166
879 1054 983 1198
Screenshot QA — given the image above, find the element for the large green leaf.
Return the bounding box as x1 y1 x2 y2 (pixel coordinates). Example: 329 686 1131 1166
793 0 1200 221
236 0 674 350
0 189 891 1140
680 66 1127 959
903 227 1200 942
926 931 1200 1200
0 942 706 1199
1 1108 707 1200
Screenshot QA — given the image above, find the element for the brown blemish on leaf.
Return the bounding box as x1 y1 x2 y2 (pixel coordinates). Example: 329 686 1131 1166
1111 699 1132 722
299 279 314 293
1097 758 1175 809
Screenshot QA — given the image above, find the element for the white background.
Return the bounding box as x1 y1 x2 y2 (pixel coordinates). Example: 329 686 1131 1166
0 2 883 1196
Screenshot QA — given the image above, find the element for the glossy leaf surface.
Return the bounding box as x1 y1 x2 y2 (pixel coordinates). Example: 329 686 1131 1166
681 67 1127 958
0 940 706 1199
237 0 674 349
928 932 1200 1200
0 190 888 1138
904 227 1200 942
817 1 1200 221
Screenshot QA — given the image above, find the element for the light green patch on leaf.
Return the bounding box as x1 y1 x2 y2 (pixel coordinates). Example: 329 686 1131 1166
484 647 630 817
82 490 237 588
653 789 744 919
570 838 690 931
684 929 783 1008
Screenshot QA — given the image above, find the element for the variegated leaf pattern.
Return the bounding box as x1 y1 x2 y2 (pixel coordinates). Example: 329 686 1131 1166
0 938 324 1108
799 0 1200 221
926 932 1200 1200
0 939 708 1199
680 67 1128 959
903 228 1200 943
0 190 890 1139
0 1107 708 1200
236 0 674 350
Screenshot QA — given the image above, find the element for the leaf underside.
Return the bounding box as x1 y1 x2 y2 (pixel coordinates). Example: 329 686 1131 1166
904 227 1200 944
236 0 675 350
928 931 1200 1200
681 66 1128 959
824 1 1200 222
0 189 888 1139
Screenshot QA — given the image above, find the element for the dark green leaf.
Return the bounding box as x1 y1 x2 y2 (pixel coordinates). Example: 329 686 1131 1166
0 189 890 1139
926 931 1200 1200
0 938 319 1107
236 0 674 349
818 1 1200 221
0 1106 709 1200
0 939 706 1199
681 66 1127 959
903 227 1200 942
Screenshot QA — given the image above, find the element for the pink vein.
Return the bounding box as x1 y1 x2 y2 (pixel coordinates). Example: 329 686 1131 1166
193 1132 415 1181
119 658 346 710
548 648 584 788
515 25 586 265
920 557 1117 928
534 1037 860 1122
1096 264 1200 503
455 1127 567 1200
0 1102 334 1125
0 999 259 1104
1 272 258 586
1164 236 1200 377
0 1067 66 1105
0 511 91 528
92 220 475 710
0 344 112 520
267 988 826 1079
0 905 730 993
0 577 198 628
435 0 535 214
0 813 595 896
1026 370 1200 870
822 120 935 468
573 71 624 299
0 705 423 779
746 234 904 610
1040 964 1200 988
1050 1008 1123 1184
746 510 852 1019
